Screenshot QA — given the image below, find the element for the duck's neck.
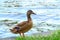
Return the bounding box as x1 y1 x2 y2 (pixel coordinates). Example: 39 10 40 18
27 15 32 22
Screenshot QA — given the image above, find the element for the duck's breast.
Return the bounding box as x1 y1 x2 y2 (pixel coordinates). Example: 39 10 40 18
21 21 33 33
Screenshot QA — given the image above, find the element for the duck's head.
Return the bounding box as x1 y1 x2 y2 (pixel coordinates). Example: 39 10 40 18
27 10 36 15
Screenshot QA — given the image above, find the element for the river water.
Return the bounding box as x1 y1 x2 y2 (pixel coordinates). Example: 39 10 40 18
0 0 60 38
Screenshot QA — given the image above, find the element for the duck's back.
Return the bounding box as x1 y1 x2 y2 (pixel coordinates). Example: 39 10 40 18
17 21 27 27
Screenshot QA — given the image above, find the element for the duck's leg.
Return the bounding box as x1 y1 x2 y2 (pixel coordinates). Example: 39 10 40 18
21 33 25 37
20 33 25 37
19 33 22 37
23 33 25 37
19 33 21 37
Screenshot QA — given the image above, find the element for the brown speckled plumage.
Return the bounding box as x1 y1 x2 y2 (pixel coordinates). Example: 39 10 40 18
10 10 36 37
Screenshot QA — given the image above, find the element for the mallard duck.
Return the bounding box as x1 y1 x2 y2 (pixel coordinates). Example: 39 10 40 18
10 10 36 37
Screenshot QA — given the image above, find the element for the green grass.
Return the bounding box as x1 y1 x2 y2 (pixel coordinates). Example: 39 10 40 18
15 30 60 40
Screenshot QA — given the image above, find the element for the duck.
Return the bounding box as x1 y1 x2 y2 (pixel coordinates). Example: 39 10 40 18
10 10 36 37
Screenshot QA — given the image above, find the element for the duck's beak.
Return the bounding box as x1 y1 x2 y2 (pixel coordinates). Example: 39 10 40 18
32 13 36 15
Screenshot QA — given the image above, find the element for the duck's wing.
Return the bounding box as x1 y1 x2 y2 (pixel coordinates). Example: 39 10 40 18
16 23 29 32
15 21 29 31
15 21 32 31
18 21 32 31
16 21 28 27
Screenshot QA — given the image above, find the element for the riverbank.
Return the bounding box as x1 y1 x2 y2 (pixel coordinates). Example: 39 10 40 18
15 30 60 40
0 30 60 40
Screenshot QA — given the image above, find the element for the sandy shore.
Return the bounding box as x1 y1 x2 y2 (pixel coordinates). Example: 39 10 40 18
0 37 16 40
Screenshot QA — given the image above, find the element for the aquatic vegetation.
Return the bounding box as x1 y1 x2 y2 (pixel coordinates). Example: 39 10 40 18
14 4 20 7
15 30 60 40
1 0 59 8
35 22 60 27
5 21 18 26
0 19 18 26
0 19 12 22
3 0 20 7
